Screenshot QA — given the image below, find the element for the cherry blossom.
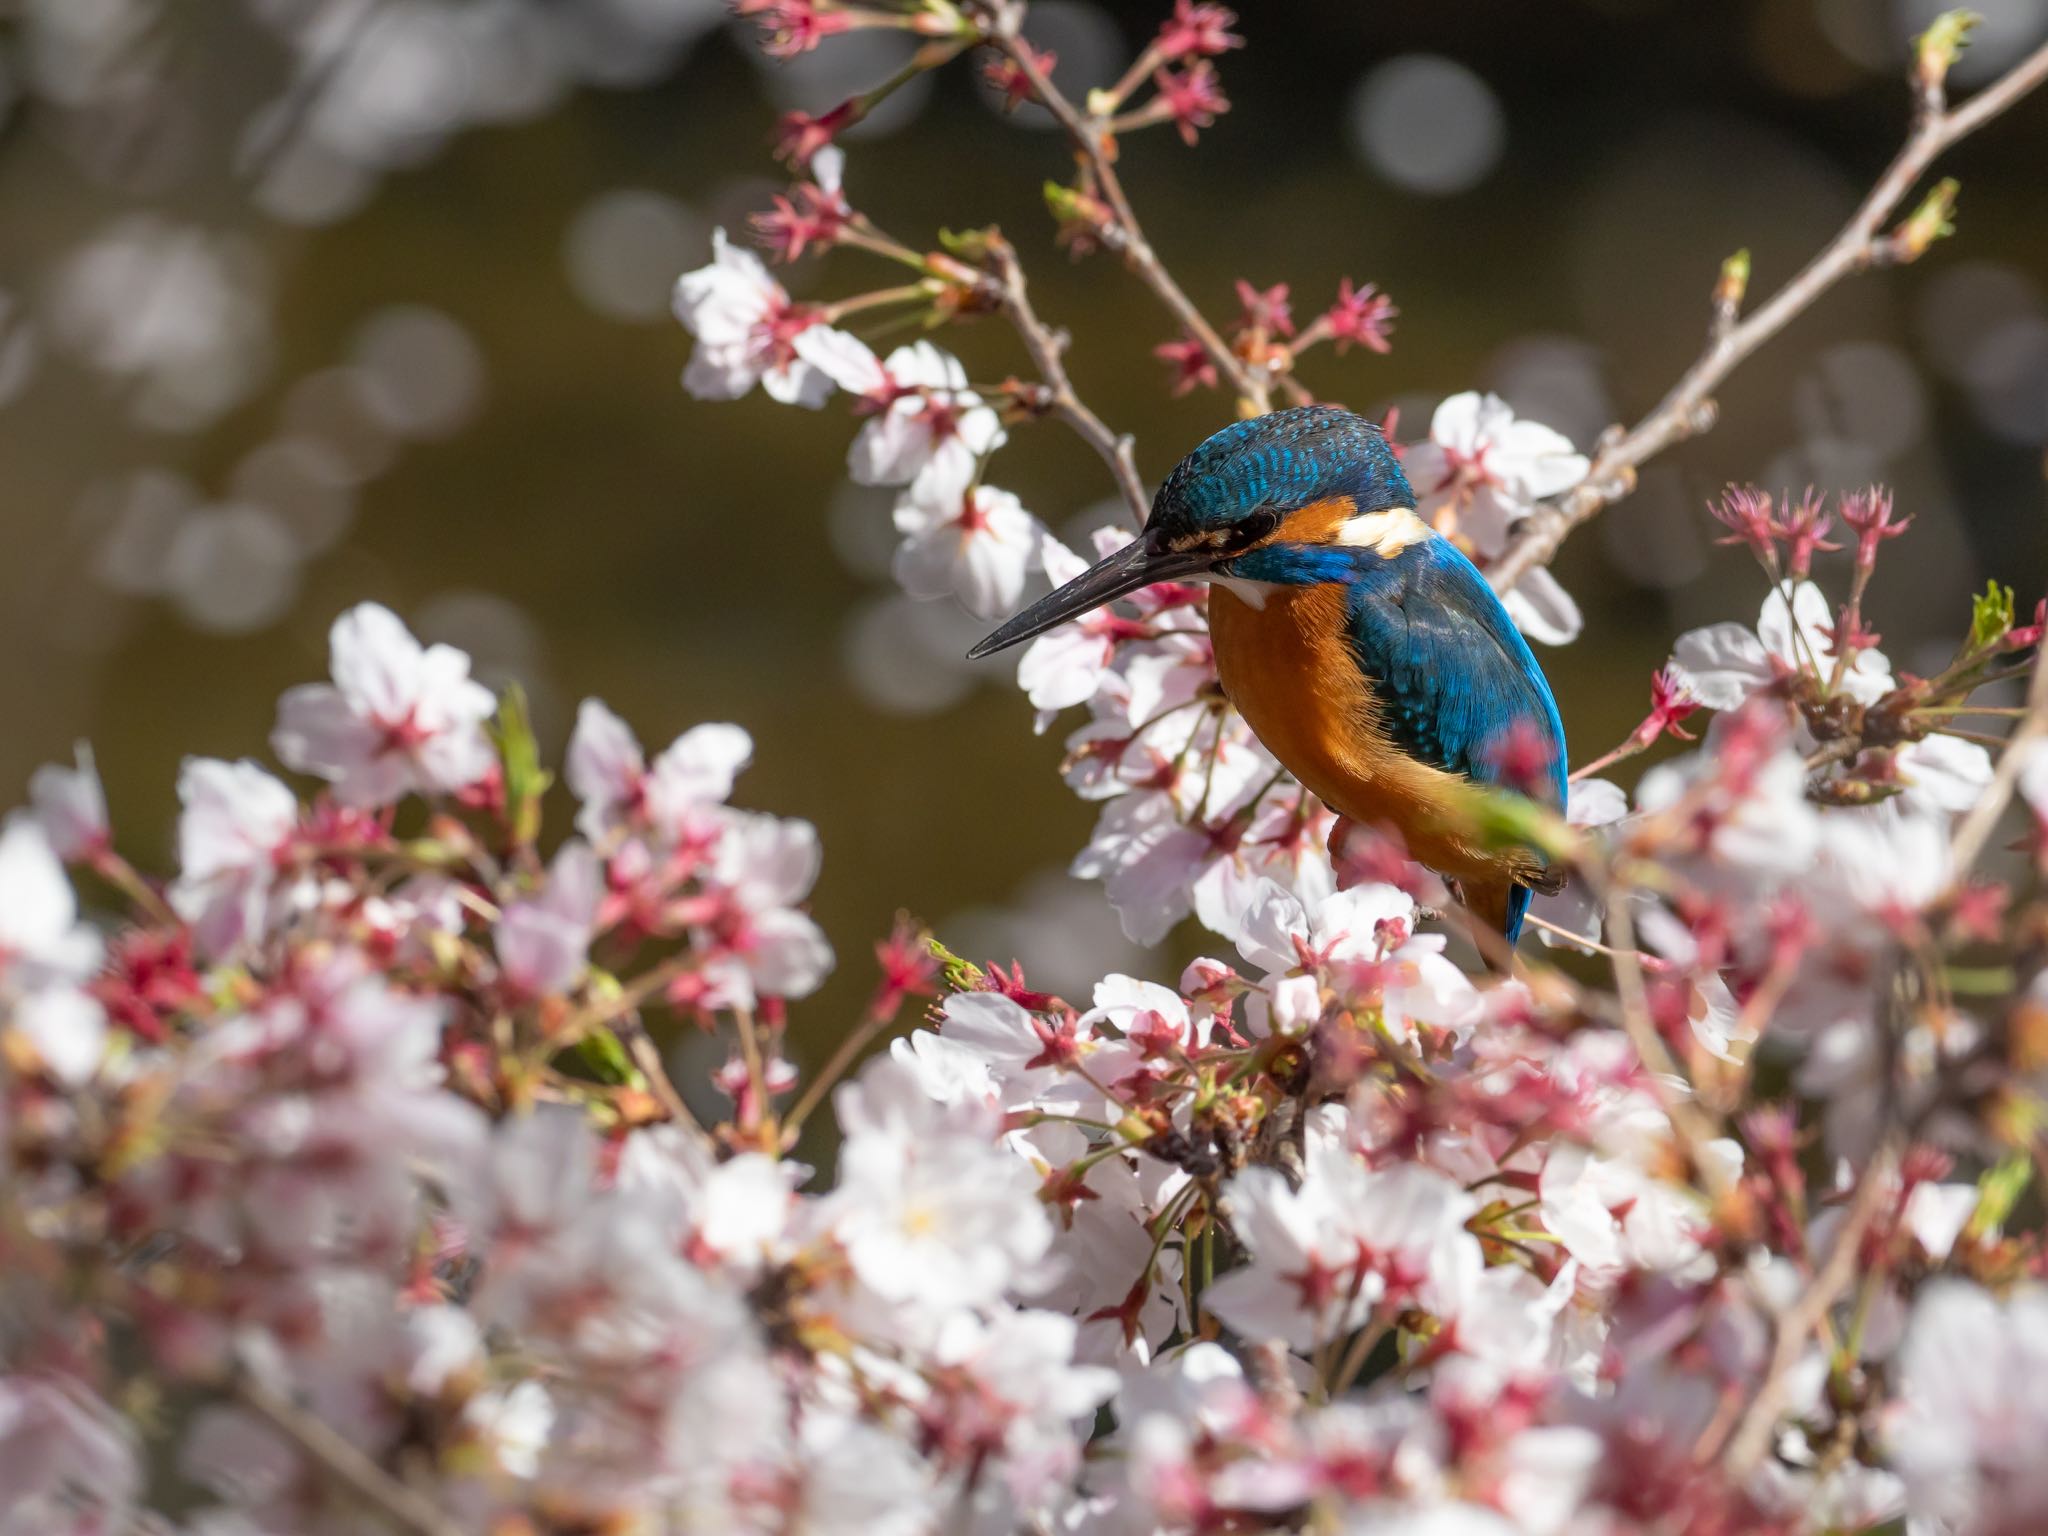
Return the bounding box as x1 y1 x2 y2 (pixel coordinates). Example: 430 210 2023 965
698 809 833 1006
1400 392 1589 644
891 478 1041 619
1206 1136 1479 1350
1670 580 1892 710
1887 1282 2048 1536
27 744 108 863
3 8 2046 1528
673 228 841 407
1404 392 1588 556
565 697 753 845
828 1054 1054 1315
168 755 299 956
796 333 1008 495
272 602 496 806
495 839 602 996
0 818 107 1083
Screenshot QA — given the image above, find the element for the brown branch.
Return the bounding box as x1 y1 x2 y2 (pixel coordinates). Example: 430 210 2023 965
1489 39 2048 595
986 234 1150 523
234 1373 465 1536
983 1 1269 413
620 1018 709 1141
1603 884 1736 1202
1945 648 2048 883
1713 1140 1898 1476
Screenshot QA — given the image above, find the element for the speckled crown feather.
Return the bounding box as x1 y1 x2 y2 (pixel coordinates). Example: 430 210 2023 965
1148 405 1415 534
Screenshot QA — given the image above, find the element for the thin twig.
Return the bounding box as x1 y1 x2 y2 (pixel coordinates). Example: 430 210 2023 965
732 1004 770 1121
781 1005 913 1144
987 235 1151 523
985 3 1268 412
1489 40 2048 595
1945 649 2048 882
1603 885 1735 1200
1713 1141 1898 1476
234 1372 465 1536
1521 909 1653 964
620 1019 709 1143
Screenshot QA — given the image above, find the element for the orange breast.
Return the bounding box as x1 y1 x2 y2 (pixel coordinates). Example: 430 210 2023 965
1208 582 1500 884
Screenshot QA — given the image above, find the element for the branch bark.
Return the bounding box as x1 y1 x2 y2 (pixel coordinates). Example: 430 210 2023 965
1713 1141 1899 1477
235 1373 466 1536
1488 40 2048 595
1945 647 2048 882
987 235 1151 523
984 2 1270 414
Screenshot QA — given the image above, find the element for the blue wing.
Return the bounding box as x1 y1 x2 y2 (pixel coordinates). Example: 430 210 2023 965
1342 537 1568 810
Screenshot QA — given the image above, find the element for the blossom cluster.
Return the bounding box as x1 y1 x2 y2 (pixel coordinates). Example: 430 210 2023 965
3 570 2045 1535
7 4 2048 1535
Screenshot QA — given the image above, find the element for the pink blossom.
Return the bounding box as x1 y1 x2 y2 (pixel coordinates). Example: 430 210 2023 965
1323 277 1397 354
673 229 841 407
272 602 496 807
169 756 299 956
797 334 1007 495
565 698 752 845
28 744 108 863
1403 391 1588 560
1153 332 1219 395
1157 1 1244 59
1233 279 1294 338
495 840 602 996
1154 60 1231 146
891 479 1040 619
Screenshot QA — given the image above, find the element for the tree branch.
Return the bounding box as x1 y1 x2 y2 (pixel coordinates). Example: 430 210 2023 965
1713 1140 1898 1477
1603 885 1736 1202
1945 648 2048 882
1488 39 2048 595
986 234 1151 523
984 2 1269 413
234 1373 466 1536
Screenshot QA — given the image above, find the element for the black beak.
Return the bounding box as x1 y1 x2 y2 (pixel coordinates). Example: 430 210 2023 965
967 531 1218 660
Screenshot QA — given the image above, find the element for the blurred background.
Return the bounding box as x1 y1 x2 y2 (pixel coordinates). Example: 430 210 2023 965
1 0 2044 1066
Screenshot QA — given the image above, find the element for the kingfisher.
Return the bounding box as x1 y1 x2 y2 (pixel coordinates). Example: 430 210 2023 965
969 405 1567 948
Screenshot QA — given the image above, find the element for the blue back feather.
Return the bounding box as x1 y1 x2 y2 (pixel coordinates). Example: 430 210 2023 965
1159 407 1567 944
1339 539 1567 810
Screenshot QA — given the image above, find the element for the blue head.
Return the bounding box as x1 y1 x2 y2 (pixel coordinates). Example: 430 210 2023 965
1150 405 1413 545
970 407 1418 658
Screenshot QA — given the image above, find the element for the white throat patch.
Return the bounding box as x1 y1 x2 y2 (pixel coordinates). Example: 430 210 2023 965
1332 506 1431 556
1206 572 1282 610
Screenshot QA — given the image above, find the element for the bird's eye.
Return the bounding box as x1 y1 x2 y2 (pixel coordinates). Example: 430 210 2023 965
1160 506 1284 555
1228 505 1286 549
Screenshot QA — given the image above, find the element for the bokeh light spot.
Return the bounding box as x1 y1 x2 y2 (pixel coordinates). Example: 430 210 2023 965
1346 55 1505 196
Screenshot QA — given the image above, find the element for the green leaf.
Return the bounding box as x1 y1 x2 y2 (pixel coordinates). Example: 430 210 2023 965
1968 1153 2032 1240
937 226 995 261
1895 178 1960 263
1916 10 1981 84
568 1025 639 1087
493 684 553 849
1042 180 1084 221
933 941 989 995
1970 580 2015 653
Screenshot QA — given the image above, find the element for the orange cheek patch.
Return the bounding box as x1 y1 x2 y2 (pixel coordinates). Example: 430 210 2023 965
1271 495 1358 545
